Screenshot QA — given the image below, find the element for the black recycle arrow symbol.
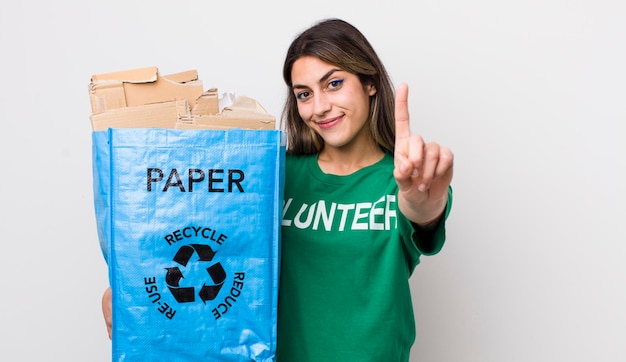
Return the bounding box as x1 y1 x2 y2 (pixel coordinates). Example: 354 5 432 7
165 244 226 303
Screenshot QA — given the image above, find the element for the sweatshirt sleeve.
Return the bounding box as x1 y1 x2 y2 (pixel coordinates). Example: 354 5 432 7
412 186 453 256
399 186 453 273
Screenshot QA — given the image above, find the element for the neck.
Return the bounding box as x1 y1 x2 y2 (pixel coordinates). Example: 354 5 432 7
317 140 384 176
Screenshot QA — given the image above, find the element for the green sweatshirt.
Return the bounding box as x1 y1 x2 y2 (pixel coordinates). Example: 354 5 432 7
277 153 452 362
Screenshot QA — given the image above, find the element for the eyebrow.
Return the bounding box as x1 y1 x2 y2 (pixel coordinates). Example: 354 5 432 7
292 68 341 90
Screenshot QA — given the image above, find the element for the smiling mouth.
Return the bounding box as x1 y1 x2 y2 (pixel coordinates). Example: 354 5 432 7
316 116 342 129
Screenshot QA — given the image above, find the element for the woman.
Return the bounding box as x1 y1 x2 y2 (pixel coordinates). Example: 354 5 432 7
276 18 453 361
101 18 454 362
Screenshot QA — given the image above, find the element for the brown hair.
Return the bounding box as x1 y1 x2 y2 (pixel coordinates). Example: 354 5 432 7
281 18 396 155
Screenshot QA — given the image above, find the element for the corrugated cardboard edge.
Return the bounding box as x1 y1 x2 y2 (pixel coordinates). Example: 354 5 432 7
90 66 159 83
175 117 275 130
191 88 220 116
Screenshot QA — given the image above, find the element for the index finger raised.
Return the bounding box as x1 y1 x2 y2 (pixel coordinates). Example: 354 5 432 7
395 83 411 147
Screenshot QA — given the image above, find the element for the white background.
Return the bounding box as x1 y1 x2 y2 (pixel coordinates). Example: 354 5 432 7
1 1 624 361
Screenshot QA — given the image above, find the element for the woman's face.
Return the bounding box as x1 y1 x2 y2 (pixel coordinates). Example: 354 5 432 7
290 56 376 152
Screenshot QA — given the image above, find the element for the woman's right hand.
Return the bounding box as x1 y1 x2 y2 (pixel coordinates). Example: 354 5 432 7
102 287 112 340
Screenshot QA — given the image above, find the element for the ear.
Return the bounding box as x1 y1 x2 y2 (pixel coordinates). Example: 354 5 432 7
367 84 377 96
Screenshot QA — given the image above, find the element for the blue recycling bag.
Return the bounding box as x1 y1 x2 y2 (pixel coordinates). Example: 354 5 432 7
92 128 285 361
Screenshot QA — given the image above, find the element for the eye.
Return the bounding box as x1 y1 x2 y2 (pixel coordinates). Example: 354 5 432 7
295 90 311 101
327 79 344 91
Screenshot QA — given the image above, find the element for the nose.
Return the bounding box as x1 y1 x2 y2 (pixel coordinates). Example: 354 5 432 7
312 92 331 117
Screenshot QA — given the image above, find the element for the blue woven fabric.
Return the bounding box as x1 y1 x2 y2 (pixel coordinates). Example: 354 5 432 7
92 128 285 361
